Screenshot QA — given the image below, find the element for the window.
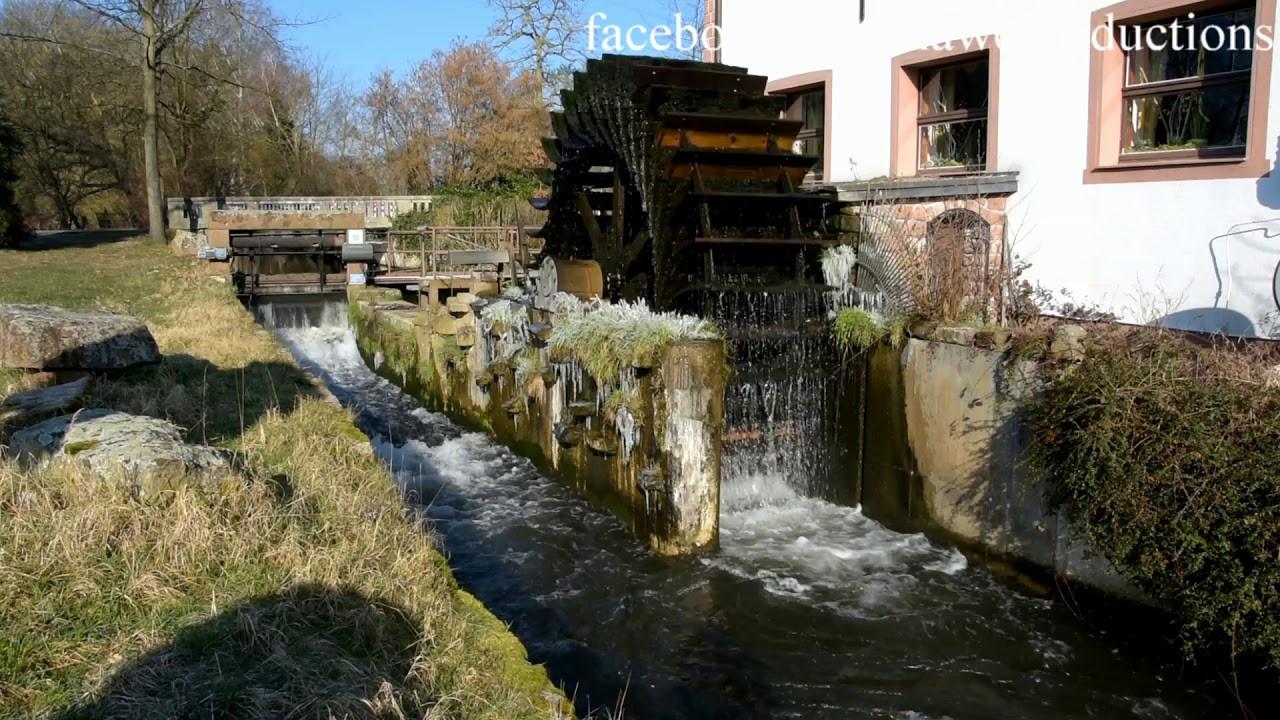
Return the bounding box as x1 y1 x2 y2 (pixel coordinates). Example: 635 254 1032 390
917 59 990 171
789 89 826 180
891 39 1000 177
766 71 833 183
1084 0 1275 183
1121 5 1254 159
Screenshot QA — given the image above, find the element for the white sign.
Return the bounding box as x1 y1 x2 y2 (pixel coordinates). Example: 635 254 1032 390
348 229 365 244
348 272 367 286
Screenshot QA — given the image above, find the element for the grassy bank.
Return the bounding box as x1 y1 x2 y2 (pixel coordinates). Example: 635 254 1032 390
0 236 568 719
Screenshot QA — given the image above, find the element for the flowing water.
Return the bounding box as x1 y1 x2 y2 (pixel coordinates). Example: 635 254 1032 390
260 299 1231 720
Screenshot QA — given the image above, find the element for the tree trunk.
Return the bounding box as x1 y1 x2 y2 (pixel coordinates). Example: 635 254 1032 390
141 15 166 244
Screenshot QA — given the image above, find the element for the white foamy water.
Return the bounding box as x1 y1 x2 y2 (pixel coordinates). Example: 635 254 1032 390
713 472 967 618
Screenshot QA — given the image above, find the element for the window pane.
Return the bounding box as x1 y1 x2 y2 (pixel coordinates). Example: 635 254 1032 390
1124 82 1249 153
801 91 825 131
1126 8 1255 85
919 61 989 118
919 118 987 169
789 135 824 178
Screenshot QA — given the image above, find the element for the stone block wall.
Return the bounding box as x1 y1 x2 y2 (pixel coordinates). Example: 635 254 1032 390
347 289 726 556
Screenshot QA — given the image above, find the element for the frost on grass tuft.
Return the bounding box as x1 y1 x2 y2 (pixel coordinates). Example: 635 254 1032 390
479 297 532 360
547 293 719 387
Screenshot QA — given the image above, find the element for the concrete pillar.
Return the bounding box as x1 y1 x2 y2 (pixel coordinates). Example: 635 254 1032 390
657 339 726 554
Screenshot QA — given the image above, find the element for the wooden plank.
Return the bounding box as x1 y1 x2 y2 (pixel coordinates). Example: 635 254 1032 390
690 190 834 201
668 163 812 186
661 112 803 135
694 236 843 246
657 127 799 153
446 250 512 266
671 148 819 168
633 64 768 94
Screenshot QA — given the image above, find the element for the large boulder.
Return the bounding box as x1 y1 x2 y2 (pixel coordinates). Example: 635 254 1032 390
0 376 91 434
9 409 230 494
0 304 159 370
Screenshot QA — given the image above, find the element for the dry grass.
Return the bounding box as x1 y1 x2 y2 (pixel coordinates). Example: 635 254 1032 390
0 236 569 719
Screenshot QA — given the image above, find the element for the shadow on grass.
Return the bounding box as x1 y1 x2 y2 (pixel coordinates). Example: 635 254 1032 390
89 352 321 447
58 584 431 720
17 230 144 251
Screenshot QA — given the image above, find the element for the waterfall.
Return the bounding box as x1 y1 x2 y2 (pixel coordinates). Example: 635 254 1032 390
709 278 840 508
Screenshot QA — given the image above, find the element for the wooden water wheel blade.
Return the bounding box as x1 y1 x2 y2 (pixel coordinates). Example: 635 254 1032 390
670 148 820 168
633 64 768 94
660 111 804 135
691 190 835 201
541 138 563 163
658 112 803 151
695 236 843 246
639 88 788 116
604 53 750 73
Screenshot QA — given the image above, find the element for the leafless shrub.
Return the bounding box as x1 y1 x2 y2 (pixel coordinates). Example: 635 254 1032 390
854 193 1026 327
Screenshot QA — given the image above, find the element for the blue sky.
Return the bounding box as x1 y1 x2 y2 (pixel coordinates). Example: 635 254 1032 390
277 0 685 85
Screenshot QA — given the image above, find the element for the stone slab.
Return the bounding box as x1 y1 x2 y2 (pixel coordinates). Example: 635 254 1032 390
10 409 230 493
0 304 159 370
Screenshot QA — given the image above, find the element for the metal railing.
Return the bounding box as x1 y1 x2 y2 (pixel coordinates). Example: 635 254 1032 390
380 226 524 274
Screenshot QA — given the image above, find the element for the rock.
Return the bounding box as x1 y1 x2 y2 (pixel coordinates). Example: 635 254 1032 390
0 376 91 433
553 422 582 448
974 327 1012 351
932 326 979 346
1049 324 1088 361
0 304 159 370
528 323 553 345
638 467 665 493
567 401 596 418
585 429 618 456
447 293 477 316
10 409 230 495
170 230 208 253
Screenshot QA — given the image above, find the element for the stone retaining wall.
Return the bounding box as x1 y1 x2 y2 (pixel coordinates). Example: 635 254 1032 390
853 327 1142 601
348 289 726 556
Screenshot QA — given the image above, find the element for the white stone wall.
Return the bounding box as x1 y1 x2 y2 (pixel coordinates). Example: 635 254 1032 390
722 0 1280 336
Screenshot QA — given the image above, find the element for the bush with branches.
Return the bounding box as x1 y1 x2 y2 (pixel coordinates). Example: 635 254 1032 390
1025 329 1280 670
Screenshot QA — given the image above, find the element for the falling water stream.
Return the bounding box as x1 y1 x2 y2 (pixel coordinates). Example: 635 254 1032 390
259 299 1232 719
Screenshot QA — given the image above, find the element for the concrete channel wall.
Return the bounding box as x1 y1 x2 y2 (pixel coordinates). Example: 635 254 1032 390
347 288 726 556
854 330 1141 600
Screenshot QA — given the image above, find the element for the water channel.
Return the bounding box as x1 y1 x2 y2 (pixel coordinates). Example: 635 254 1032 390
260 300 1232 719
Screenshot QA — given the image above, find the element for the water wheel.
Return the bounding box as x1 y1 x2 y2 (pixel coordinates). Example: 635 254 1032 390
530 55 848 314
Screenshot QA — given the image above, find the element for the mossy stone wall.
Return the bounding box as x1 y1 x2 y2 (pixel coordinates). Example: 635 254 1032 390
348 292 725 556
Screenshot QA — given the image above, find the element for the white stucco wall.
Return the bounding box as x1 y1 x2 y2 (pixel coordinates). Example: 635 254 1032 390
722 0 1280 336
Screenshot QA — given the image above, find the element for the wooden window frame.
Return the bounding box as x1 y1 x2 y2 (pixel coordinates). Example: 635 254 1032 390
1085 0 1276 183
766 70 834 183
891 39 1001 178
1119 4 1254 162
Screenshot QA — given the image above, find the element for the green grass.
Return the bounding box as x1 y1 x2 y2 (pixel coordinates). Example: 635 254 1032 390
832 308 888 354
0 235 569 719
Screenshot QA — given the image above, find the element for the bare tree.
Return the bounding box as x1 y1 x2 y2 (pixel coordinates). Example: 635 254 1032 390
2 0 288 243
486 0 581 107
668 0 707 60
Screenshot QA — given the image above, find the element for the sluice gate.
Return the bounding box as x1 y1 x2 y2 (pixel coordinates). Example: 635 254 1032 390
225 230 347 298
